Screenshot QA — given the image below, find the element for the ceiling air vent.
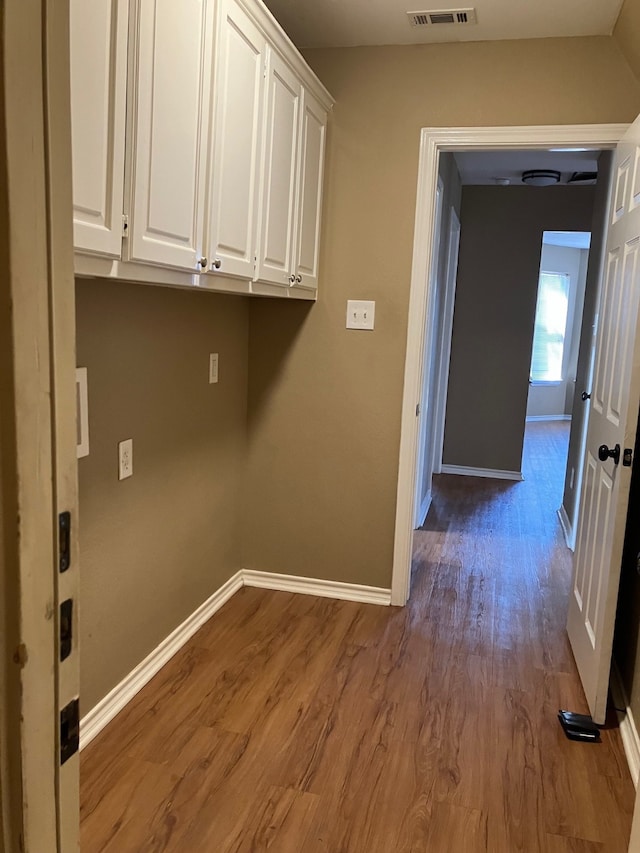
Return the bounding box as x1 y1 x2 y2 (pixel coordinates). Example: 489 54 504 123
407 8 477 26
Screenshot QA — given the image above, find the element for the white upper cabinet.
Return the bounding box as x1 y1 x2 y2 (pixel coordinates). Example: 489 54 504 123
70 0 129 258
126 0 214 271
206 0 266 280
256 47 302 287
294 89 327 290
70 0 333 295
255 47 328 291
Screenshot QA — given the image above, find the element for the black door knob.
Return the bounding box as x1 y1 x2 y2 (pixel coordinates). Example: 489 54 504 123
598 443 621 465
581 391 591 401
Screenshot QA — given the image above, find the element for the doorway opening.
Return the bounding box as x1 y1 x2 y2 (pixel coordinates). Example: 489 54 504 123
526 230 593 548
392 124 626 609
413 148 603 554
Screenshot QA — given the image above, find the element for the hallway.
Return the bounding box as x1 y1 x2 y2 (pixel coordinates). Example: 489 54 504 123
81 422 634 852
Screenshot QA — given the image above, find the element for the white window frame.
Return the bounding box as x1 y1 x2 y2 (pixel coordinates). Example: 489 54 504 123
529 269 572 386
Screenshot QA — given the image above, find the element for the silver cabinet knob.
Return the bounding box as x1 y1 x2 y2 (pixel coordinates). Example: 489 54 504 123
211 258 222 270
295 274 302 283
289 274 296 283
198 257 207 268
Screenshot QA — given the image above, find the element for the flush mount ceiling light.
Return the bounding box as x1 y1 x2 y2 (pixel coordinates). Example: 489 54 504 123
522 169 561 187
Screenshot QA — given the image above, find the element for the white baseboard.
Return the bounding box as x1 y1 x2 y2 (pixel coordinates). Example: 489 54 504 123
440 464 524 482
525 415 571 422
557 505 575 551
414 490 432 529
80 570 244 750
611 661 640 788
242 569 392 606
80 569 391 749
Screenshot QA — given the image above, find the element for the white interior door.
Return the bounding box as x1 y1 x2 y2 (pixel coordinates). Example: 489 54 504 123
414 178 444 528
432 206 460 474
568 113 640 725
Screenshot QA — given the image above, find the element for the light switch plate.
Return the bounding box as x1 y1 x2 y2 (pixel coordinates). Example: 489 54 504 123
346 300 375 330
209 353 219 384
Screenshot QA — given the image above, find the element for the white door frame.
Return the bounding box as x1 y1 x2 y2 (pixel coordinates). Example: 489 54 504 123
1 1 79 849
391 124 629 608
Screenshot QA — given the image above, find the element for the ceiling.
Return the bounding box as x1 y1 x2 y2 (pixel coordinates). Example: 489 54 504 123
454 149 602 186
543 231 592 250
262 0 624 49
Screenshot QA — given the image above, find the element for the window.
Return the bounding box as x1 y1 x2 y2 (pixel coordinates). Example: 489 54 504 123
530 271 570 383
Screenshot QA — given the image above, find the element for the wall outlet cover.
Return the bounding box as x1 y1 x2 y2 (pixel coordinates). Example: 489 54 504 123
209 353 219 384
118 438 133 480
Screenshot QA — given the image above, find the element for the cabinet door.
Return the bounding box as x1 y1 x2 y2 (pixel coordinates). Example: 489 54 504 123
255 48 300 286
70 0 128 257
207 0 266 279
128 0 213 271
293 89 327 290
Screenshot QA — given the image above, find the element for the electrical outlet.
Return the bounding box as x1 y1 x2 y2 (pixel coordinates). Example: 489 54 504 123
118 438 133 480
346 300 375 330
209 353 219 384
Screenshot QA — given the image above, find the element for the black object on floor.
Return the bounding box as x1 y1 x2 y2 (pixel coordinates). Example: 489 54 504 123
558 709 601 742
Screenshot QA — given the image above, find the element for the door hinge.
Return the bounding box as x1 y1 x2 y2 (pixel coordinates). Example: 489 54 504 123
59 511 71 572
624 447 633 467
416 403 421 416
122 214 129 238
263 54 268 79
60 698 80 765
60 599 73 661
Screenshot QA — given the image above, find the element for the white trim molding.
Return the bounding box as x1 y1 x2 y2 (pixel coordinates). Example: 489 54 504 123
242 569 392 606
557 505 575 551
80 570 244 750
526 415 571 422
80 569 391 749
611 661 640 788
414 490 432 530
392 123 629 607
440 465 523 481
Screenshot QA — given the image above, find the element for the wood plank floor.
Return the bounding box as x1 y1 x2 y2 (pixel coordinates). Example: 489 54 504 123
81 421 635 852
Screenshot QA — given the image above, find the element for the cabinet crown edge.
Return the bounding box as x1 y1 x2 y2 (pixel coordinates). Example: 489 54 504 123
235 0 334 111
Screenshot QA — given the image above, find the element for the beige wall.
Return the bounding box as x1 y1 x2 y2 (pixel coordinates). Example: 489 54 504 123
77 280 248 709
242 36 640 589
444 186 594 472
615 0 640 82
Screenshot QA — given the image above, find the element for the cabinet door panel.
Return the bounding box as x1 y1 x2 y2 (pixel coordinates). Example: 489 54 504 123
70 0 128 258
256 49 300 286
294 89 327 290
207 0 265 279
128 0 212 270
